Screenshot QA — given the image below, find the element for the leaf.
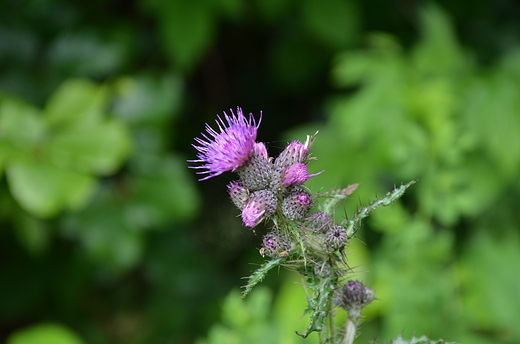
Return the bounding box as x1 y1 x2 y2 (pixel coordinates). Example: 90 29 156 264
48 118 132 175
7 323 85 344
242 258 282 298
7 161 96 218
0 97 46 149
43 79 110 127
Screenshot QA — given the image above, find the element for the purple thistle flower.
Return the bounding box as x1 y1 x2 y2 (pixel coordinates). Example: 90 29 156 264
281 163 323 188
188 107 261 181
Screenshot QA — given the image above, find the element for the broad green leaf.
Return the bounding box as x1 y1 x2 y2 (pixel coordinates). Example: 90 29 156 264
48 118 132 174
0 97 45 149
43 79 110 127
7 323 85 344
7 161 95 217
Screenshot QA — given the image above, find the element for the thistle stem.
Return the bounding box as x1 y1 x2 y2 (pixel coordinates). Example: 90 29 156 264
343 316 358 344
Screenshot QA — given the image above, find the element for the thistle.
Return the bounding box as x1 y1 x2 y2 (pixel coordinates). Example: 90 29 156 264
189 107 415 344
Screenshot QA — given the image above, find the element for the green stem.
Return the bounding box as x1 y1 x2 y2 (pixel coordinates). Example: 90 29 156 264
343 316 358 344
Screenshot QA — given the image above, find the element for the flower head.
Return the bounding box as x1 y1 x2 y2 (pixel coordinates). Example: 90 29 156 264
339 280 375 312
241 189 277 228
189 107 261 180
325 225 347 250
274 132 317 168
237 142 273 191
227 180 249 210
260 230 292 257
281 188 313 221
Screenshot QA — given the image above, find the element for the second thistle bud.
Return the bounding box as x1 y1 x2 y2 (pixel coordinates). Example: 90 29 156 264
325 225 348 250
241 189 277 228
237 142 273 191
274 139 311 168
227 181 249 210
281 188 313 221
304 211 332 233
338 280 375 319
260 230 292 257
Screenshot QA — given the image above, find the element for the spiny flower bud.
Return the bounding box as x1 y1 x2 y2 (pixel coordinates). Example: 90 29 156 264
274 139 310 168
281 188 313 221
325 225 347 250
227 181 249 210
304 211 332 233
241 189 277 228
339 280 375 317
260 230 292 257
238 142 273 191
314 261 333 277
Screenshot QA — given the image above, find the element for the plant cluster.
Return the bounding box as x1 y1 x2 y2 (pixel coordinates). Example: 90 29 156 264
189 107 415 343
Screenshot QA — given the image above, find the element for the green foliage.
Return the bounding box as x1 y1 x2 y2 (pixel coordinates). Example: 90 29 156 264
198 278 321 344
7 323 85 344
382 335 456 344
1 0 518 343
0 79 131 218
283 4 520 343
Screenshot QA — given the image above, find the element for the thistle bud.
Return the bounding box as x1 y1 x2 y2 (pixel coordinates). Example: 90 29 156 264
325 225 348 250
274 140 310 168
260 230 292 257
241 189 277 228
281 188 313 221
238 142 273 191
338 280 375 318
304 211 332 233
227 180 249 210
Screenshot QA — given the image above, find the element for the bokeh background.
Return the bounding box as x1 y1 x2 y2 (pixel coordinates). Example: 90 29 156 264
1 0 520 343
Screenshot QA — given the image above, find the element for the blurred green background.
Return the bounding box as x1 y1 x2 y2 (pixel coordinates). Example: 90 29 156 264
1 0 520 343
